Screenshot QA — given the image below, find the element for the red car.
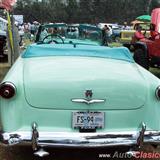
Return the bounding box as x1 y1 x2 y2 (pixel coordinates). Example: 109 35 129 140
125 8 160 69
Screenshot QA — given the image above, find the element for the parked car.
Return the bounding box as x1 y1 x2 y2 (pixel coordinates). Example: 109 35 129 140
0 30 7 62
124 8 160 69
0 17 24 45
111 25 123 42
98 23 122 42
0 18 7 61
97 23 113 37
67 24 79 39
0 17 7 31
0 23 160 158
120 22 151 43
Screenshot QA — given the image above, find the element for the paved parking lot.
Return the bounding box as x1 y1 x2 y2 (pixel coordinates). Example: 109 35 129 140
0 145 160 160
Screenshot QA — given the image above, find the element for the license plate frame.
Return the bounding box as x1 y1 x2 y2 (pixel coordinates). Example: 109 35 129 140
72 111 105 129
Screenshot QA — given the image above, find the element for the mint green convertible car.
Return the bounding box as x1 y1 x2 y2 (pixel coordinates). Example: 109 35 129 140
0 24 160 157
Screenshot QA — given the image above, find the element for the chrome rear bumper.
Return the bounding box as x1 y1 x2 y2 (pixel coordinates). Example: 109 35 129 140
1 123 160 149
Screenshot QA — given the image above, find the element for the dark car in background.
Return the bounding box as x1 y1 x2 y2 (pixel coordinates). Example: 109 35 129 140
111 25 123 42
0 30 7 62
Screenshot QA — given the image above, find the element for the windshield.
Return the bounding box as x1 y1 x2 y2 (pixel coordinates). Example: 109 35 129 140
35 23 102 45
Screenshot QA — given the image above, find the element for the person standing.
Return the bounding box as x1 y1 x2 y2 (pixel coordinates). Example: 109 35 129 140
131 26 145 43
102 25 109 46
150 23 159 40
123 22 130 30
30 22 36 35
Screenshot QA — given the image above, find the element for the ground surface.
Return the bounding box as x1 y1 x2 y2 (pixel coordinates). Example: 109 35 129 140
0 145 160 160
0 145 159 160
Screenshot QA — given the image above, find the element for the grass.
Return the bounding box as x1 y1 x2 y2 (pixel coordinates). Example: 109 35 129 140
150 67 160 78
109 42 122 47
23 39 33 47
0 63 10 82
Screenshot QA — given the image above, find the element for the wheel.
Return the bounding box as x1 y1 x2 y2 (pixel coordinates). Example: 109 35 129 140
133 48 149 70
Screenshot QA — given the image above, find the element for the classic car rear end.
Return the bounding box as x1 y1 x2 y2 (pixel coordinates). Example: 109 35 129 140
0 24 160 157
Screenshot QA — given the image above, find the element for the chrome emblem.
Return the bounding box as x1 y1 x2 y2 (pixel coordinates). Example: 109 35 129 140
71 90 106 105
85 90 93 99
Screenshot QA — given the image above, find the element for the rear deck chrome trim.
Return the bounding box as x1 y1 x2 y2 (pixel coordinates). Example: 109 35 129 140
71 98 106 105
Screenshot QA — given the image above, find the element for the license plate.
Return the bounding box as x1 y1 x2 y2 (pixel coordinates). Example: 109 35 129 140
72 111 104 129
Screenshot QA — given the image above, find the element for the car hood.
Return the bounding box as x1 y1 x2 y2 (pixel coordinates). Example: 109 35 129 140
23 56 147 110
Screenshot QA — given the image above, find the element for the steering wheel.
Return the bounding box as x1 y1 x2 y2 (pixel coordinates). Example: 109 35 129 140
42 34 64 44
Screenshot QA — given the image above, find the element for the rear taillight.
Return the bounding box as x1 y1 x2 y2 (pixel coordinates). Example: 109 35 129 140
156 86 160 100
0 82 16 99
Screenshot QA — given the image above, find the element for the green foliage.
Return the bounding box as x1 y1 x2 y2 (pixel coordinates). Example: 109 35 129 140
14 0 160 24
65 0 78 22
150 0 160 12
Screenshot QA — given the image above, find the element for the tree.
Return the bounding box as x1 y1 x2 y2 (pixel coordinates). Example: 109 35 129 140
65 0 79 23
150 0 160 12
77 0 94 23
13 0 160 24
147 0 152 14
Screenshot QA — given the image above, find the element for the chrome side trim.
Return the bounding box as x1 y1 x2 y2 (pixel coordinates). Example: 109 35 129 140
71 99 106 105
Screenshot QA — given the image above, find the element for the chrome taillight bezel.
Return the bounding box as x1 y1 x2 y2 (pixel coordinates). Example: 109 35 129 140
0 82 16 99
156 86 160 100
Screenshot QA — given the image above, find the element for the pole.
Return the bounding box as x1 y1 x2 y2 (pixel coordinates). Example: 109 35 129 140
6 10 14 65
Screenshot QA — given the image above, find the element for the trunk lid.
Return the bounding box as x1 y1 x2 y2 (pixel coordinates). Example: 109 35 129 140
23 57 147 110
